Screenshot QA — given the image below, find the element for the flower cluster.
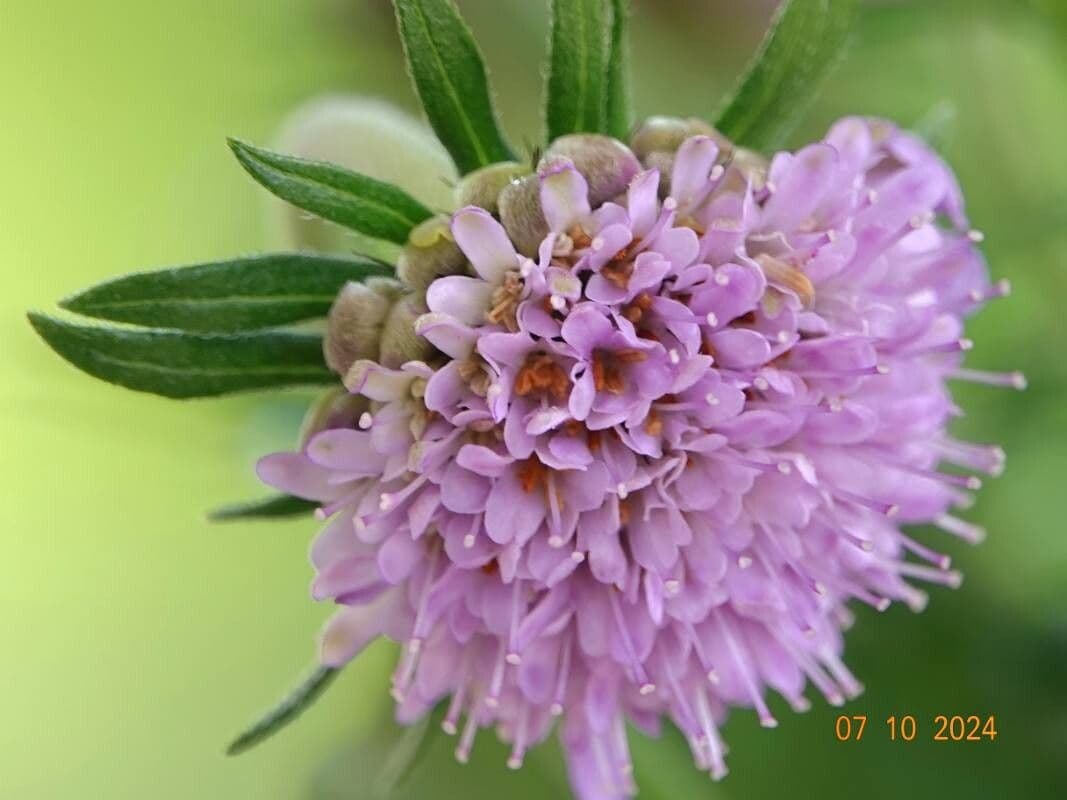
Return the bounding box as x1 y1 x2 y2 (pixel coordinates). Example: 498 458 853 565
260 117 1014 798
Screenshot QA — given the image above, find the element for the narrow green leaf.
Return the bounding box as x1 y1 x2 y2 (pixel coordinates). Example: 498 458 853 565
715 0 858 152
28 313 334 398
604 0 633 140
59 253 391 333
546 0 609 142
912 100 957 153
229 139 432 244
208 494 318 522
393 0 516 175
227 666 339 756
371 710 439 798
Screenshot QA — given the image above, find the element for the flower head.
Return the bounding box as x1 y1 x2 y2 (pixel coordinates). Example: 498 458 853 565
260 118 1016 797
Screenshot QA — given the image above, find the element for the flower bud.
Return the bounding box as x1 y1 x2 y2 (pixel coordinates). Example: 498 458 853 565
396 216 470 296
630 116 720 160
720 146 769 194
323 278 403 376
379 294 434 368
454 161 527 215
542 134 642 207
499 173 549 257
298 386 369 447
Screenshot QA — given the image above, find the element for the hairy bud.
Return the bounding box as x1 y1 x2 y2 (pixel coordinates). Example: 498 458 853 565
454 161 527 214
379 294 434 368
499 173 549 257
396 216 470 296
323 278 402 375
298 387 369 447
630 116 720 160
543 134 642 207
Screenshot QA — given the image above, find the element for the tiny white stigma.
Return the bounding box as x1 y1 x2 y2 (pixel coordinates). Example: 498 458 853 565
738 555 753 569
968 229 985 243
705 392 720 406
639 683 657 696
777 330 791 344
379 493 394 512
550 293 566 311
570 551 585 563
669 348 681 365
548 535 564 548
876 364 891 375
358 412 373 429
867 188 879 204
710 164 725 181
776 461 792 475
707 670 720 685
664 579 681 596
827 228 839 242
705 311 719 327
441 720 458 735
714 272 730 286
616 482 630 499
550 702 564 716
753 376 770 391
813 581 827 596
507 756 523 770
663 197 679 211
463 533 476 549
485 695 499 709
487 383 503 398
505 652 522 666
592 236 605 251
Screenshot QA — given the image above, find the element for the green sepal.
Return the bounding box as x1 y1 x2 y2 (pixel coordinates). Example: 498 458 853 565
715 0 858 152
393 0 516 175
546 0 609 142
59 253 391 333
28 313 334 399
226 666 339 756
208 494 318 522
229 139 432 245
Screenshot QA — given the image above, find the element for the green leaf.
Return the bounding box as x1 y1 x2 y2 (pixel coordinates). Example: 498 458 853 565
393 0 516 175
229 139 432 245
208 493 318 522
28 313 334 398
546 0 608 142
715 0 858 152
58 253 391 333
912 100 957 153
227 666 339 756
371 710 439 798
604 0 633 140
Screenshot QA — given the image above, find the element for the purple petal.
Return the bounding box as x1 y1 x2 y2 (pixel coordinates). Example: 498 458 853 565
451 206 519 283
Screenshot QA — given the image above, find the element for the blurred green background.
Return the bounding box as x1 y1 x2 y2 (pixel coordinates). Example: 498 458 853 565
2 1 1064 797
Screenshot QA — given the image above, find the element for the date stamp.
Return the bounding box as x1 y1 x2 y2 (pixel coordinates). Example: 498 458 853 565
835 715 997 742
